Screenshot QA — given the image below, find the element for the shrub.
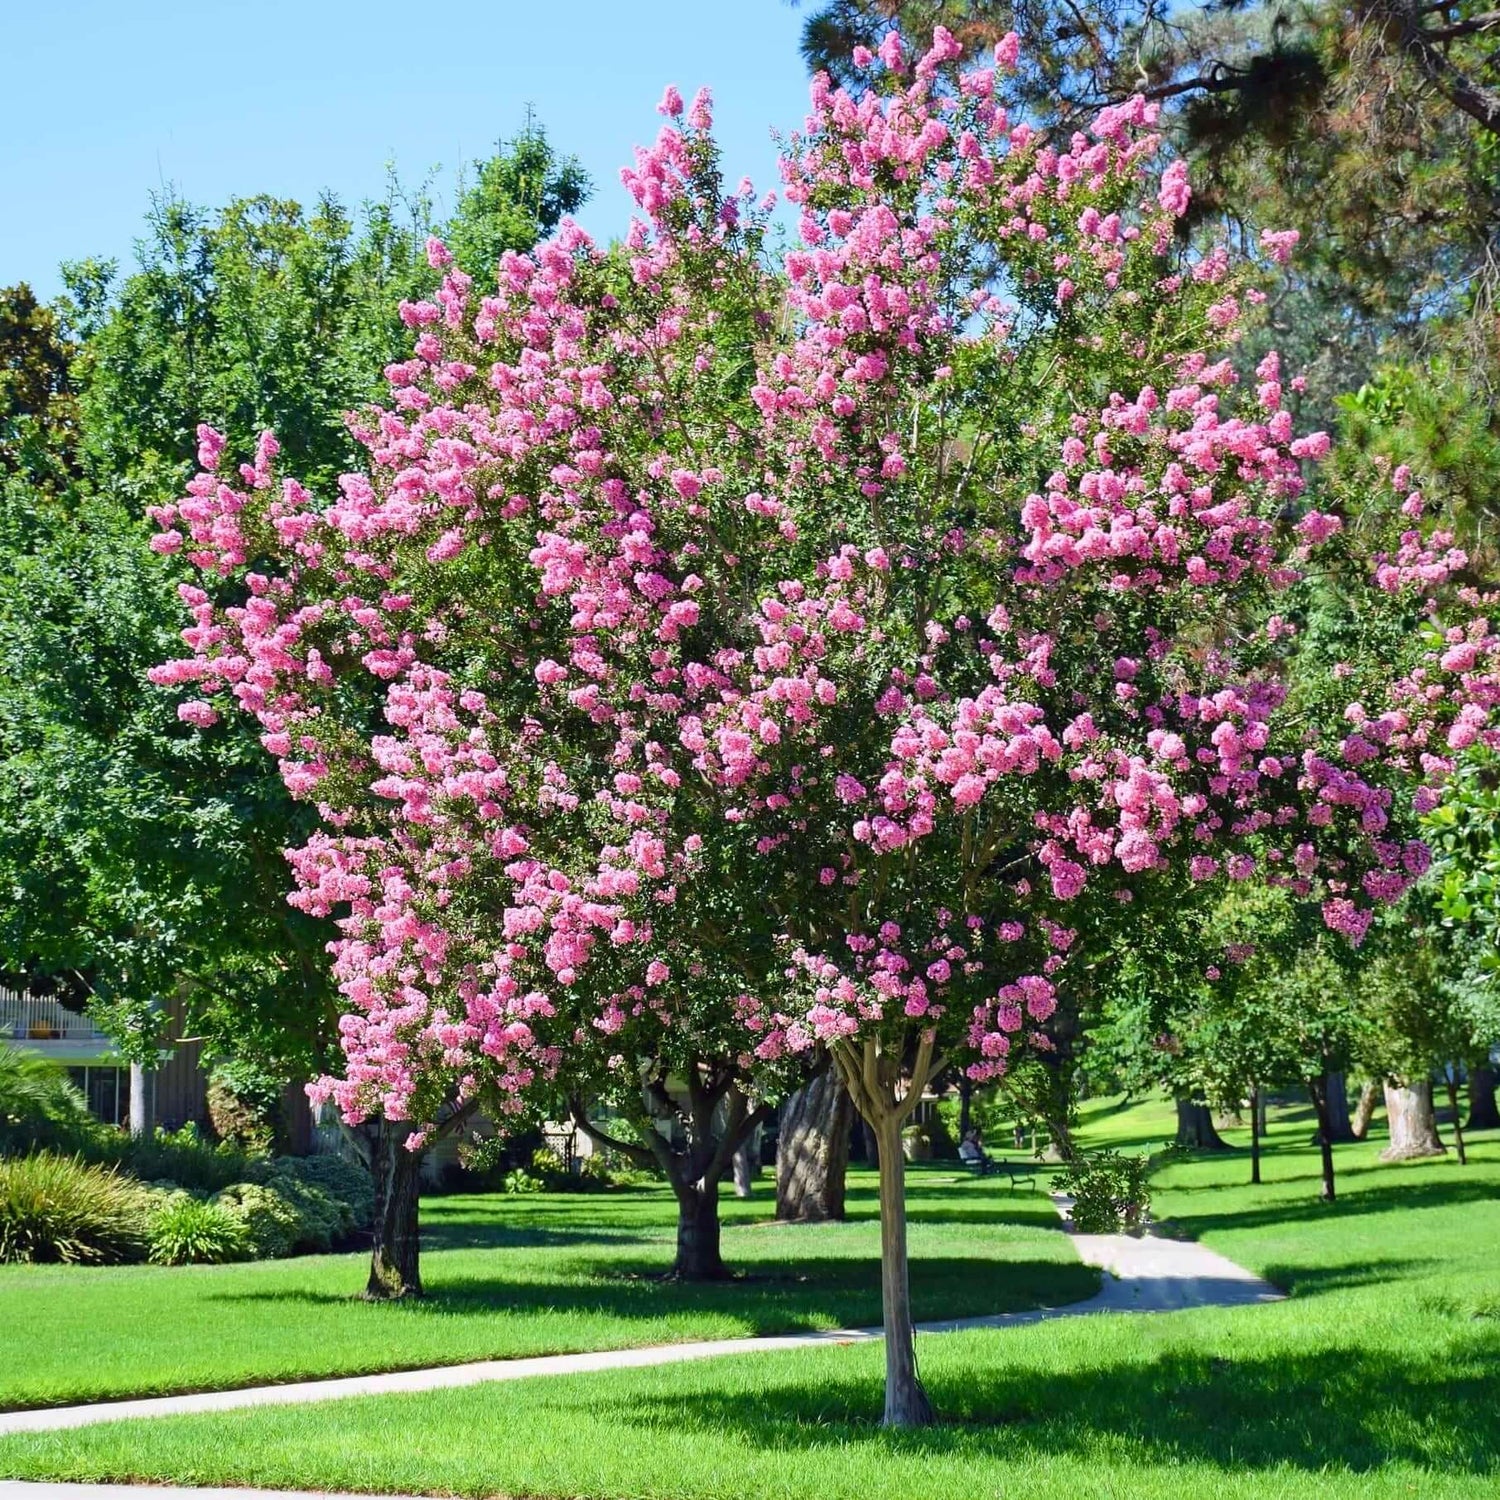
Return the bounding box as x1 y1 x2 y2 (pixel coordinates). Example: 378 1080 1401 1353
502 1166 544 1194
212 1181 303 1258
578 1148 655 1189
0 1152 152 1264
271 1153 374 1231
148 1197 252 1265
206 1063 285 1153
263 1170 346 1251
1051 1150 1152 1234
73 1122 259 1195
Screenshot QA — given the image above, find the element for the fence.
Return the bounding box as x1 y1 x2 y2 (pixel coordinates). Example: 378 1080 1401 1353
0 985 111 1045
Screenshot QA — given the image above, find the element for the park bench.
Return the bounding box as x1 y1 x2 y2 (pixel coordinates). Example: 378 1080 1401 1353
960 1156 1038 1193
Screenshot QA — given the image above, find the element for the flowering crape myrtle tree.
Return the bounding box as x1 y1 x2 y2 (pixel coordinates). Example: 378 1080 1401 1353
150 30 1500 1416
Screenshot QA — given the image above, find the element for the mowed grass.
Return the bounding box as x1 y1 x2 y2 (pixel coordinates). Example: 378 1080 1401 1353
4 1102 1496 1499
0 1167 1093 1410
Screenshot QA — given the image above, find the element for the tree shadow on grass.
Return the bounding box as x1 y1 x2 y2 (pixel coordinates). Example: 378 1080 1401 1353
1254 1257 1440 1296
416 1222 654 1253
203 1254 1100 1334
1170 1179 1498 1240
601 1333 1500 1475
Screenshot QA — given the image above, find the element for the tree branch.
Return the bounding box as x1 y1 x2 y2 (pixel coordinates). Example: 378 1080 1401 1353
568 1097 659 1171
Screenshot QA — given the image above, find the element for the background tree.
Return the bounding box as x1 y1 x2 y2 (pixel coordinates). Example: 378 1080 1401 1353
0 124 586 1294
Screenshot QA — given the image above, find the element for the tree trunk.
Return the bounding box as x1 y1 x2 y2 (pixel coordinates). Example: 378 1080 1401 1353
1249 1085 1261 1186
1175 1097 1229 1150
1308 1077 1337 1202
127 1062 156 1140
1319 1072 1355 1142
956 1077 973 1143
1467 1065 1499 1131
1442 1070 1468 1166
673 1181 726 1279
732 1133 758 1199
366 1121 425 1300
874 1109 933 1428
1381 1081 1447 1161
776 1070 853 1222
832 1035 939 1428
1351 1080 1379 1140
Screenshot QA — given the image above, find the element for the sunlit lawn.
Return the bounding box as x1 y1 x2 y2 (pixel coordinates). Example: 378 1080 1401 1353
4 1102 1496 1499
0 1166 1093 1411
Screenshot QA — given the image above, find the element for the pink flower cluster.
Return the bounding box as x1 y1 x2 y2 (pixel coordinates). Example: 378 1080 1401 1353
146 30 1500 1126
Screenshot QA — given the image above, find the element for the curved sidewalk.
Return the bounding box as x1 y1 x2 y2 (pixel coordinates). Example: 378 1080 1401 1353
0 1200 1280 1439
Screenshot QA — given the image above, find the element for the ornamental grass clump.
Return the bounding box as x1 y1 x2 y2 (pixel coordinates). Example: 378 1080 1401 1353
147 24 1500 1422
0 1152 153 1265
147 1196 253 1265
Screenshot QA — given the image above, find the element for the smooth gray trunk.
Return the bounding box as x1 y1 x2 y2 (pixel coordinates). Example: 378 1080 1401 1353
1351 1080 1379 1140
674 1181 725 1279
875 1110 933 1427
366 1121 425 1299
732 1134 758 1199
128 1062 156 1139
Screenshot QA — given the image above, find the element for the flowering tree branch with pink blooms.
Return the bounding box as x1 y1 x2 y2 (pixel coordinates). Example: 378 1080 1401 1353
149 26 1500 1421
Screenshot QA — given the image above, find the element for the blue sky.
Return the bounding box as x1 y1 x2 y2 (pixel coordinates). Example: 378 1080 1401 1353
3 1 816 300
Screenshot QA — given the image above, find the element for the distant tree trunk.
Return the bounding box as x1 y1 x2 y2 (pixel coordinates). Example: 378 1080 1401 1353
573 1074 768 1281
732 1133 758 1198
1441 1069 1469 1166
1381 1081 1447 1161
776 1070 853 1222
366 1120 426 1299
1249 1085 1262 1186
1351 1080 1380 1140
1467 1065 1499 1131
1175 1097 1229 1150
1320 1072 1355 1142
860 1116 879 1167
127 1062 156 1140
956 1077 973 1143
1307 1076 1338 1202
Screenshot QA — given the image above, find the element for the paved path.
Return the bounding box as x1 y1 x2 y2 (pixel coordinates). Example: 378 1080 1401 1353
0 1196 1280 1441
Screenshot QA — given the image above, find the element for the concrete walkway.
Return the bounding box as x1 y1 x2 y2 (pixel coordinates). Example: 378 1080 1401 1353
0 1196 1279 1441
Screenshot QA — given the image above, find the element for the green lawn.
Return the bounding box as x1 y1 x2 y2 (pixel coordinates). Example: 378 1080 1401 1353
0 1167 1093 1411
4 1103 1496 1499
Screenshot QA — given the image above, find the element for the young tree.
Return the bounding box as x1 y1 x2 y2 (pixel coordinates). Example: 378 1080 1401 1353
148 32 1500 1424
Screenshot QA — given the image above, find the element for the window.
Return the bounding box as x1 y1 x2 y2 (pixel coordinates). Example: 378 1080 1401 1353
65 1066 131 1127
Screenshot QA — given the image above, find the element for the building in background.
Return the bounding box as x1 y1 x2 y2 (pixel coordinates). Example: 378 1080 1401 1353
0 980 207 1131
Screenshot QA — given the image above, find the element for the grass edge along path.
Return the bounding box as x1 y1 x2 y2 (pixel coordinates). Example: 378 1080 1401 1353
0 1170 1095 1412
0 1197 1280 1437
